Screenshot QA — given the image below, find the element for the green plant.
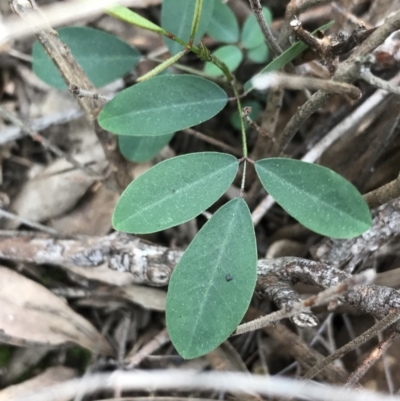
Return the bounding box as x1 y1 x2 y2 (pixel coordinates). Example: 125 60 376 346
32 0 372 359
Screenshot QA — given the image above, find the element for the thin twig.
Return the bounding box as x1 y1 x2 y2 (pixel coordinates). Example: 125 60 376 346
125 328 170 368
252 71 361 99
361 68 400 95
0 106 101 179
233 270 375 336
303 311 400 380
278 0 333 48
184 128 242 156
0 209 58 235
248 0 282 57
279 9 400 154
69 85 111 103
355 106 400 188
0 107 83 146
364 173 400 209
242 107 275 142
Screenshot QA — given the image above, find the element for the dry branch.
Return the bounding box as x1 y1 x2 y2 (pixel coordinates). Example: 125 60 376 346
0 197 400 331
279 9 400 154
9 0 131 192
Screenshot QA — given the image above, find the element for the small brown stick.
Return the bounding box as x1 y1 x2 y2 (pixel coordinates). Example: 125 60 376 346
355 106 400 188
241 107 275 142
0 209 58 235
10 0 131 192
248 0 282 57
252 71 362 99
364 174 400 209
232 270 375 336
278 0 333 48
331 3 373 30
125 328 170 368
302 310 400 380
69 84 111 103
361 68 400 95
184 128 242 156
0 105 101 179
0 107 83 146
346 331 400 387
265 323 348 384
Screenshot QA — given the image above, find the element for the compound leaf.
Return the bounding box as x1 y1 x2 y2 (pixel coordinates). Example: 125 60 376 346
98 75 228 136
32 27 140 89
204 45 243 76
241 7 272 50
207 0 239 43
162 0 215 55
166 197 257 359
113 152 239 233
255 158 372 239
119 133 175 163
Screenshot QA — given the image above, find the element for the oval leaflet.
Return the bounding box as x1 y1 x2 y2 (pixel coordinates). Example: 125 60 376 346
113 152 239 234
98 75 228 136
255 158 372 238
166 197 257 359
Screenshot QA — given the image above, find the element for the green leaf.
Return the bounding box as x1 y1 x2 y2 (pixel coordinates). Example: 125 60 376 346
98 75 228 136
166 197 257 359
113 152 239 233
244 21 335 91
230 100 261 130
119 133 175 163
107 6 167 35
32 27 140 89
247 42 269 63
207 0 239 43
241 7 272 50
162 0 215 55
204 45 243 76
255 158 372 239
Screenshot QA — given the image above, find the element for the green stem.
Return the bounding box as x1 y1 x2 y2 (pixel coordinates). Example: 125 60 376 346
232 83 248 159
190 0 203 43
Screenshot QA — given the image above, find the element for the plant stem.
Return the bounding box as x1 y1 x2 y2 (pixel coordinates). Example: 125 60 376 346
190 0 203 43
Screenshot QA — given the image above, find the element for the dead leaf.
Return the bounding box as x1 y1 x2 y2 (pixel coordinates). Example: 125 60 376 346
0 267 114 355
117 285 166 311
7 147 106 228
49 184 118 235
77 285 166 312
0 366 76 401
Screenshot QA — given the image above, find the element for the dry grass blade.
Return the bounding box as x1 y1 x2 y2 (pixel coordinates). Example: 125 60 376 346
0 267 113 355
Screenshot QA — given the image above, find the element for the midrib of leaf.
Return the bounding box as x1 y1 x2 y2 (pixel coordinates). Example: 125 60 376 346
258 166 368 226
184 201 238 354
121 161 237 226
103 97 226 124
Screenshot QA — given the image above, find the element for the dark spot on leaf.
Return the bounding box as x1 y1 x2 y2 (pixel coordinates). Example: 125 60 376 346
172 189 176 194
225 274 233 282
